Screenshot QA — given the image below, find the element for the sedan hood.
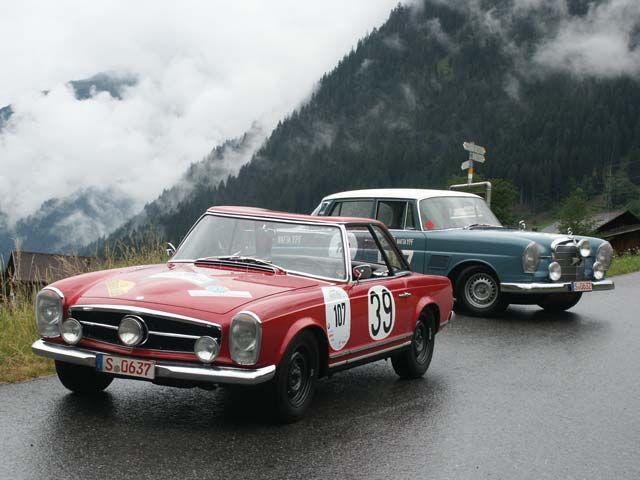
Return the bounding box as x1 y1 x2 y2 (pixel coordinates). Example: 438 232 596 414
74 263 321 314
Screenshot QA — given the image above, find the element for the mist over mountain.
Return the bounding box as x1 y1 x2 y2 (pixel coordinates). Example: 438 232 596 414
100 0 640 248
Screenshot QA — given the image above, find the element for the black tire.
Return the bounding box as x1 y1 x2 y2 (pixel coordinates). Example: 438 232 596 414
455 265 508 317
537 293 582 312
55 360 113 394
273 331 319 423
391 311 436 379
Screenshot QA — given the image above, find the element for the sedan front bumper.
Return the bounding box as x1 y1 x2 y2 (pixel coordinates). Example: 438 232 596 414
501 279 615 294
32 339 276 386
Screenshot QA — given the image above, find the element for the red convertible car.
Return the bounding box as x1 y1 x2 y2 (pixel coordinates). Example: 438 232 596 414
33 207 453 422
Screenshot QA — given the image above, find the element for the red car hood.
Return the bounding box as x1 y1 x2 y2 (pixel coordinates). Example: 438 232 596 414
75 263 321 314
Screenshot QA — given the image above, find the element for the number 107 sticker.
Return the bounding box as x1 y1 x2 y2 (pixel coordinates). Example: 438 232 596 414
322 287 351 351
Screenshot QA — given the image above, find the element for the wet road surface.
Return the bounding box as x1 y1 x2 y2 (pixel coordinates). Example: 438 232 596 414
1 273 639 479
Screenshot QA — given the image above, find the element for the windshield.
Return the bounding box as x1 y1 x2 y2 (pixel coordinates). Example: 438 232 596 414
419 196 501 230
173 214 347 281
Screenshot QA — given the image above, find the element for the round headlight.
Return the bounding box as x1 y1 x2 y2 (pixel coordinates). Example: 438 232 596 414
60 318 82 345
522 242 541 273
549 261 562 281
194 336 220 363
593 261 606 280
596 241 613 268
35 288 64 337
118 316 146 346
577 239 591 258
230 312 262 365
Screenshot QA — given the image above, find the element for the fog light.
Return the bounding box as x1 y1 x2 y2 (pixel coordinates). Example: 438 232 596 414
118 316 145 346
194 336 219 363
549 261 562 281
593 261 606 280
577 239 591 258
60 318 82 345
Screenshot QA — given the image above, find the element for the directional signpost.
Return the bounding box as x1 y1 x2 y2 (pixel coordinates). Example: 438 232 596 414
462 141 486 184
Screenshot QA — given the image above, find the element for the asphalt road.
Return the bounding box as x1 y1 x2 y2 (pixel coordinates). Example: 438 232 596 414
1 273 639 480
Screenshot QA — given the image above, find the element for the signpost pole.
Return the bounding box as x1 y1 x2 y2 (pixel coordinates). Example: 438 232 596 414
467 160 473 185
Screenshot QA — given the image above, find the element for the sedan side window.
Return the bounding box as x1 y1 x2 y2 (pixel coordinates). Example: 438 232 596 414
376 201 407 230
330 200 374 218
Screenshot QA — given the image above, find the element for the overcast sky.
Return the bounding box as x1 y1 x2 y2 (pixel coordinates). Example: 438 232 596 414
0 0 399 223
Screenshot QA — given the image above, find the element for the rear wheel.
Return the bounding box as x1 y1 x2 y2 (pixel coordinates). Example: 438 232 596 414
273 331 319 423
55 360 113 394
537 293 582 312
456 266 508 317
392 311 435 379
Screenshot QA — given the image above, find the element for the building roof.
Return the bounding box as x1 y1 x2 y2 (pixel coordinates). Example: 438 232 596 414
321 188 480 202
542 210 640 235
206 206 386 226
4 251 92 284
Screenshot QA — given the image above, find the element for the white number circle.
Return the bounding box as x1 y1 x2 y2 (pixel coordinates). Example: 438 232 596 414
322 287 351 351
368 286 395 340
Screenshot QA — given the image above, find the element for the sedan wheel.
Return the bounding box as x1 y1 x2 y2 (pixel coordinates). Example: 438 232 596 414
456 266 508 317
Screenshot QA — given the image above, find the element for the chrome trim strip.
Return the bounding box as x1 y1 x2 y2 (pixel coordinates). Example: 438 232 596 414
79 320 118 330
329 334 413 359
31 340 275 386
329 341 412 368
148 330 200 340
501 279 614 294
69 304 222 329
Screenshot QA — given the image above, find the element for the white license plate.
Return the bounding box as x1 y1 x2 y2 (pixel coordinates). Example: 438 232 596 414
96 354 155 380
572 281 593 292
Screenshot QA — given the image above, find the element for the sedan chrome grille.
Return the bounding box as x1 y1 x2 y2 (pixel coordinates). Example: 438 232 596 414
69 305 221 353
553 242 586 282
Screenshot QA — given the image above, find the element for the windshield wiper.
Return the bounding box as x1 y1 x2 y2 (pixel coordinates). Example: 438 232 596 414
195 255 286 273
464 223 503 230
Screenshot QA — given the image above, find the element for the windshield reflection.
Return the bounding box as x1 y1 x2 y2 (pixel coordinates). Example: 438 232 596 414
419 197 501 230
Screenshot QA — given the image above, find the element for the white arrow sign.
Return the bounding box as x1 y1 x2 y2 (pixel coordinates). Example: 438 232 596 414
461 160 471 170
463 142 486 155
469 152 485 163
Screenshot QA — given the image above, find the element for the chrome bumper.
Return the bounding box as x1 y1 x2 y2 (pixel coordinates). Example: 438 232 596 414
32 339 276 386
501 279 615 294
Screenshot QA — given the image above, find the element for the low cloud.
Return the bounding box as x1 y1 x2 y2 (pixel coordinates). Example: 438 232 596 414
0 0 399 225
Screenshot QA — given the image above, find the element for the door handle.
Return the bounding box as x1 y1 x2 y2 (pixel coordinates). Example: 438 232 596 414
398 292 412 298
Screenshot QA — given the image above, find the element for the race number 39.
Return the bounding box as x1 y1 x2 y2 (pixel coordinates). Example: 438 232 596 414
368 286 395 340
322 287 351 351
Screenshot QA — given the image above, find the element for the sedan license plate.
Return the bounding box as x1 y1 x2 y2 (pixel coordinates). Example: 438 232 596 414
572 281 593 292
96 354 155 380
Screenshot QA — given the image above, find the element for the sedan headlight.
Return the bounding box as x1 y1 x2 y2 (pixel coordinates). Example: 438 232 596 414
522 242 541 273
577 239 591 258
35 288 63 337
230 312 262 365
596 241 613 269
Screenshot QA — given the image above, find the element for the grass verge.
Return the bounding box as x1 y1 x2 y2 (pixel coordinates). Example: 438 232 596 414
608 252 640 277
0 238 165 384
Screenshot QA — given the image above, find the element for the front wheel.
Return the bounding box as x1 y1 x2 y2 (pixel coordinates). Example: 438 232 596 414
456 266 508 317
273 331 319 423
537 293 582 312
392 311 435 379
55 360 113 394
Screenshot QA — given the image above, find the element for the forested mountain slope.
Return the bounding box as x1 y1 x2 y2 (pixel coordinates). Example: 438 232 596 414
105 0 640 246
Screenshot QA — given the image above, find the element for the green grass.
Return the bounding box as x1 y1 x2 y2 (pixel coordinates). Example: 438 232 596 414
608 252 640 277
0 239 166 384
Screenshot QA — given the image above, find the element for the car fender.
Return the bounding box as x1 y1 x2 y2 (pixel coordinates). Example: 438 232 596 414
276 316 327 364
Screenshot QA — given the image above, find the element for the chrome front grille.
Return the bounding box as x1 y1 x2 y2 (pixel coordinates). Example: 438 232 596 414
70 306 221 353
553 243 586 281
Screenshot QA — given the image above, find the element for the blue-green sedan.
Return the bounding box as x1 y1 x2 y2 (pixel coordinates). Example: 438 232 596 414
313 189 614 317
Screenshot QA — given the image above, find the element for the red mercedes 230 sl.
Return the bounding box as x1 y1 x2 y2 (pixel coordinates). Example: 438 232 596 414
33 206 453 422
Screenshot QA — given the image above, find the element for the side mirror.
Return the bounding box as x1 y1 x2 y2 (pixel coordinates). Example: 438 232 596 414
352 264 372 281
518 220 527 231
166 242 177 258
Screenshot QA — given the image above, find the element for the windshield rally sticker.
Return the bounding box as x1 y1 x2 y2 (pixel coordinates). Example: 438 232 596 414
368 285 395 340
322 286 351 351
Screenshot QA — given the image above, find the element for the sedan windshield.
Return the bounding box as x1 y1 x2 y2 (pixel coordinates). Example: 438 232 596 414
419 196 501 230
173 215 347 281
